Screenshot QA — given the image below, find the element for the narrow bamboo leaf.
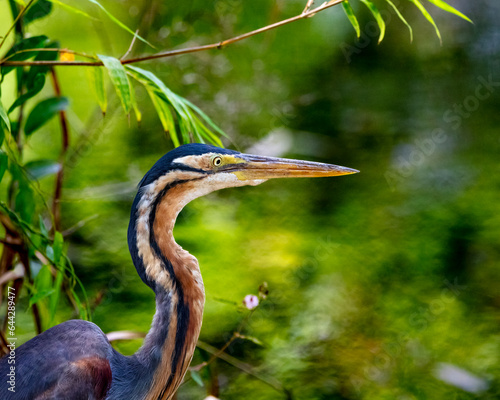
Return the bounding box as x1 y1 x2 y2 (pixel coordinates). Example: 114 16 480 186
385 0 413 42
1 35 49 76
149 92 180 146
8 73 46 114
84 0 154 48
25 159 61 180
24 97 69 137
408 0 442 43
98 55 131 114
426 0 472 23
0 152 8 182
24 0 52 25
86 67 107 114
53 231 64 263
342 1 360 38
0 100 11 132
47 0 97 20
49 267 64 326
129 80 142 123
360 0 385 43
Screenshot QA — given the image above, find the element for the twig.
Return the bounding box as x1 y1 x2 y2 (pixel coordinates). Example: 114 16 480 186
0 0 36 50
195 340 288 395
50 69 69 232
0 0 343 67
121 30 140 60
303 0 315 14
0 48 97 63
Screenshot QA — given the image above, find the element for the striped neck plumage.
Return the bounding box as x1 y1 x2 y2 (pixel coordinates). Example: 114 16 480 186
127 174 206 400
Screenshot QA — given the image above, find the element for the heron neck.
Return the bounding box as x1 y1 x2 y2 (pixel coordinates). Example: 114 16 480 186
127 180 205 400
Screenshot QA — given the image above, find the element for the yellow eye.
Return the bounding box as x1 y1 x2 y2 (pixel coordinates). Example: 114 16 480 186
212 156 223 167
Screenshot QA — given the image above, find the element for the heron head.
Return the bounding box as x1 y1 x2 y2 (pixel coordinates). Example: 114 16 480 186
139 143 358 200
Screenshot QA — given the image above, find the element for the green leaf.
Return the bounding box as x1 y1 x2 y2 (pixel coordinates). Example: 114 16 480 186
30 265 54 308
24 0 52 25
98 55 131 114
0 100 11 132
24 97 69 137
360 0 385 44
49 267 64 326
126 65 226 147
86 67 107 114
25 159 61 180
129 80 142 123
25 40 60 86
0 151 8 182
426 0 472 23
39 215 48 236
53 231 64 263
84 0 154 48
408 0 442 43
15 182 35 222
8 73 46 114
342 1 360 38
385 0 413 42
47 0 97 20
190 370 204 387
1 35 50 76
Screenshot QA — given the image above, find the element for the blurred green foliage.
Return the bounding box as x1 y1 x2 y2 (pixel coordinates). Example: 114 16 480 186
0 0 499 399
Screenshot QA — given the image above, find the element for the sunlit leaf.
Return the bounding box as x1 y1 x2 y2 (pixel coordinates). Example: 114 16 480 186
126 65 225 147
408 0 442 43
25 159 61 180
53 231 64 263
426 0 472 23
342 1 360 38
24 97 69 137
98 55 131 114
86 67 107 114
386 0 413 42
1 35 50 76
360 0 385 43
24 0 52 25
129 80 142 123
0 100 11 132
84 0 154 48
47 0 97 20
8 73 46 114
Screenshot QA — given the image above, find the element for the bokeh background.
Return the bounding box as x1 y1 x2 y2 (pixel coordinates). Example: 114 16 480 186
1 0 499 399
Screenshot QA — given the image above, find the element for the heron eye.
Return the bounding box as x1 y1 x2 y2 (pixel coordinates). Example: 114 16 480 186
212 156 222 167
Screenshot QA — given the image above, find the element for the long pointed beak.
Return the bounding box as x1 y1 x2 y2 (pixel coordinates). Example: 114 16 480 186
224 154 359 180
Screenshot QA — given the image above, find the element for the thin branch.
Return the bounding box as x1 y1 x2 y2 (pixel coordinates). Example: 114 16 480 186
0 48 97 63
0 0 343 68
303 0 316 14
50 69 70 232
121 30 140 60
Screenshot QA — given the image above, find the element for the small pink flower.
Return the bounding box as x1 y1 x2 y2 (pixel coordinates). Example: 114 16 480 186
243 294 259 310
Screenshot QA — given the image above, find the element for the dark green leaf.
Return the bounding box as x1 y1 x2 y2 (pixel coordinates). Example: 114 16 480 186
25 40 60 86
1 35 50 76
0 151 8 182
360 0 385 43
426 0 472 23
24 97 69 137
24 0 52 25
98 55 131 114
15 182 35 222
342 1 360 38
8 73 46 114
25 159 61 180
